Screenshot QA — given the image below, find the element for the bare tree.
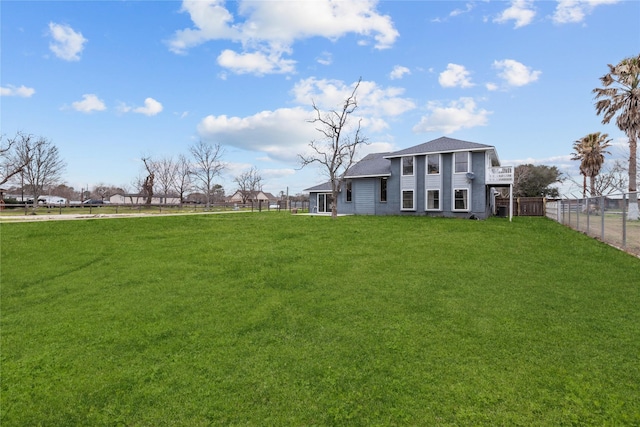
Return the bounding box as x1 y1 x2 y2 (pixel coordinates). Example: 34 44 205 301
298 78 368 218
189 140 225 209
1 132 39 187
141 157 155 206
16 136 66 210
234 166 263 203
593 159 628 196
174 154 192 204
153 156 179 198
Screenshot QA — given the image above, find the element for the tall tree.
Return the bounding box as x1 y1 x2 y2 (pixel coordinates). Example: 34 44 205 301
174 154 192 204
189 140 225 209
234 166 263 203
571 132 611 197
298 78 368 218
141 157 155 206
16 136 66 209
513 164 563 198
153 156 179 199
593 54 640 220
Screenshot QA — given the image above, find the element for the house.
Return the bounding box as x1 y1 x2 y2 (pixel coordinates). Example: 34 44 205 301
109 193 181 205
228 190 276 205
305 137 514 219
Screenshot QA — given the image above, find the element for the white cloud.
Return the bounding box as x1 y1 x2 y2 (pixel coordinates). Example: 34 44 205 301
412 97 491 134
439 63 474 88
119 98 164 116
494 0 536 28
450 2 475 17
485 82 499 91
0 84 35 97
167 0 237 54
134 98 163 116
390 65 411 80
71 94 106 113
168 0 399 75
261 168 297 180
552 0 619 24
217 49 295 75
197 107 316 163
493 59 541 87
197 77 414 165
48 22 87 61
316 52 333 66
291 77 415 119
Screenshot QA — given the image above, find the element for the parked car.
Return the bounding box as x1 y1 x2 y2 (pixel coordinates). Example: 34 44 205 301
83 199 107 205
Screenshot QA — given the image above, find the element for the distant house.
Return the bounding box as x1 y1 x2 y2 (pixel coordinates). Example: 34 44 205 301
305 137 514 219
109 193 181 205
228 190 276 205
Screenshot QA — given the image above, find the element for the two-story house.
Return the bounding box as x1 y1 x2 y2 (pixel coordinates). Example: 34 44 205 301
305 137 514 219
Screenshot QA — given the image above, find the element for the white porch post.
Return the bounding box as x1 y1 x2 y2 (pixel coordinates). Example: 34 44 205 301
509 184 513 222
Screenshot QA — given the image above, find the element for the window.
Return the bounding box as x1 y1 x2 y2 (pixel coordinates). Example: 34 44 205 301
427 154 440 175
318 193 334 213
346 181 352 202
454 189 469 210
402 156 414 175
402 190 414 210
380 178 387 202
427 190 440 210
455 152 468 173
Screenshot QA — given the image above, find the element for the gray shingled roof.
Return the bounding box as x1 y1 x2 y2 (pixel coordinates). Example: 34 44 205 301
385 136 495 158
304 181 332 192
344 152 391 178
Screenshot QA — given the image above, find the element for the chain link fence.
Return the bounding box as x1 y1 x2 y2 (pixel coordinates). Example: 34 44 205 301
546 192 640 257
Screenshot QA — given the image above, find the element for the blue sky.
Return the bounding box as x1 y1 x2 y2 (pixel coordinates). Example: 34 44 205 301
2 0 639 197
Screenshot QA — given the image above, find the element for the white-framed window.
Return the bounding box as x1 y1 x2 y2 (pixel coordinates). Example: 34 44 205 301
346 181 352 202
427 154 440 175
453 188 469 211
402 190 414 210
454 152 469 173
402 156 414 176
426 189 440 210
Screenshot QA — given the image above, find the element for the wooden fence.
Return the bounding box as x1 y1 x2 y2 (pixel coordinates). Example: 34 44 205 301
496 197 545 216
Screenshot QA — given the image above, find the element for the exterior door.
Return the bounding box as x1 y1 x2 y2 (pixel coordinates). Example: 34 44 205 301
317 193 334 213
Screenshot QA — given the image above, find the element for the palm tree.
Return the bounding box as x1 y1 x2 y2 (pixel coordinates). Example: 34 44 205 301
571 132 611 197
593 54 640 220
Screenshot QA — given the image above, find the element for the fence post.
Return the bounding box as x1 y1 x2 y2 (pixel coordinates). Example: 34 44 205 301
600 195 605 241
586 197 590 234
622 193 627 248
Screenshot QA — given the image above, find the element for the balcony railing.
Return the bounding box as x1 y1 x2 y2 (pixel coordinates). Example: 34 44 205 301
486 166 514 185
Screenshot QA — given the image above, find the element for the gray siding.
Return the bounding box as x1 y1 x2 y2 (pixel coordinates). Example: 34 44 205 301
354 179 375 215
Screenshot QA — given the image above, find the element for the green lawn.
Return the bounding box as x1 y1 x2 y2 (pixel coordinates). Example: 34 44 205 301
1 214 639 425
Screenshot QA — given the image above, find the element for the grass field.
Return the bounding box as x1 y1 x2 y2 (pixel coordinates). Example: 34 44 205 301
1 214 639 425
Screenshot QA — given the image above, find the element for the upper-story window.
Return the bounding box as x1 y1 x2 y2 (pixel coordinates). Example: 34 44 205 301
346 181 352 202
454 152 469 173
427 154 440 175
402 156 414 175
